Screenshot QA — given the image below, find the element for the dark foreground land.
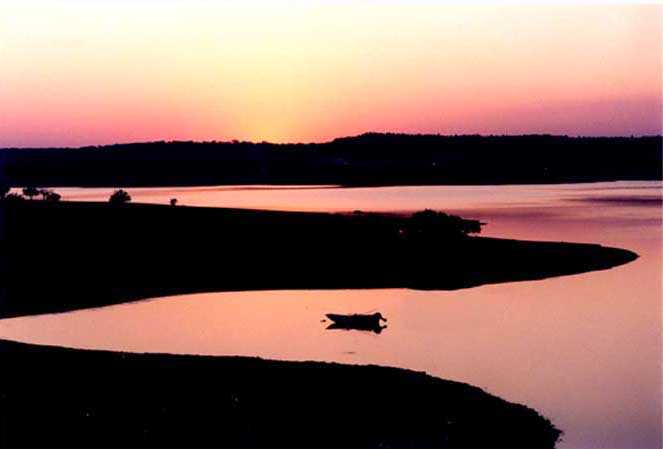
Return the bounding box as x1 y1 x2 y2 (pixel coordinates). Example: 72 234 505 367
2 133 661 187
0 339 561 448
0 200 637 318
0 200 636 448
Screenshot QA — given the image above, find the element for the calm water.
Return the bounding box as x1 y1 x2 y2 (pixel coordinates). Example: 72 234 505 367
1 181 661 449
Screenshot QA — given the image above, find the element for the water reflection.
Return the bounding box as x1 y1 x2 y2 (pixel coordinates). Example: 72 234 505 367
23 181 662 215
326 322 387 334
0 181 660 449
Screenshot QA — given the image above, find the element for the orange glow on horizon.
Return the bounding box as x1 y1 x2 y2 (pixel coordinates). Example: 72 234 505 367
0 1 661 147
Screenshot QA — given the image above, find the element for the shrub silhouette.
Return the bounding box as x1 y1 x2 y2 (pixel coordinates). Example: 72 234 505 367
2 192 25 201
38 188 54 200
408 209 483 239
109 189 131 204
22 186 40 200
45 191 61 202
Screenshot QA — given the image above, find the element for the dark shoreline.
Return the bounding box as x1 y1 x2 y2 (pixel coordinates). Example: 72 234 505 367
0 339 562 448
0 200 638 448
0 201 638 318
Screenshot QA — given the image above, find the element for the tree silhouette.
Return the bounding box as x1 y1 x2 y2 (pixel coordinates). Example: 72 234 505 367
38 188 53 200
170 198 178 206
22 186 39 200
109 189 131 204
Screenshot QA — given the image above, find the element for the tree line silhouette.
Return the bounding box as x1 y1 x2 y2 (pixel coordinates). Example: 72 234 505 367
0 186 61 202
2 133 660 187
0 187 134 203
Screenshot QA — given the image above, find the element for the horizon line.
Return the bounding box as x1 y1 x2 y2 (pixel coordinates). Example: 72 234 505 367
2 132 662 151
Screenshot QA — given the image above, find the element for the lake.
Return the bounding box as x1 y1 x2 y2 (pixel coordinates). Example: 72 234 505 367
1 181 660 448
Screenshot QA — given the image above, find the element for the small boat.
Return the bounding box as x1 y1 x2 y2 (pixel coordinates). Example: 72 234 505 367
325 312 387 333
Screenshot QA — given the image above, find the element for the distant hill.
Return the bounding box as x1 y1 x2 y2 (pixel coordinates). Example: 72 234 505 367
1 133 661 186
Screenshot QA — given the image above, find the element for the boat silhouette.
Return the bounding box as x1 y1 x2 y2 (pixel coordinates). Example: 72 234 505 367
325 313 387 334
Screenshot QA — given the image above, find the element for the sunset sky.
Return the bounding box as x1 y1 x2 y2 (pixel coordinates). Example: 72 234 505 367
0 1 661 147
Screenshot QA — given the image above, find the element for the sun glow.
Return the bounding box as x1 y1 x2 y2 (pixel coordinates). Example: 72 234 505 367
0 1 660 147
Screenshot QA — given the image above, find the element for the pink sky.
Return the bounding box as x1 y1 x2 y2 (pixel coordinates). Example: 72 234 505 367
0 1 661 147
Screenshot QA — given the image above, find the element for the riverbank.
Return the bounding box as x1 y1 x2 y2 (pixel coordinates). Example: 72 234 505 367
0 338 561 448
0 200 637 318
